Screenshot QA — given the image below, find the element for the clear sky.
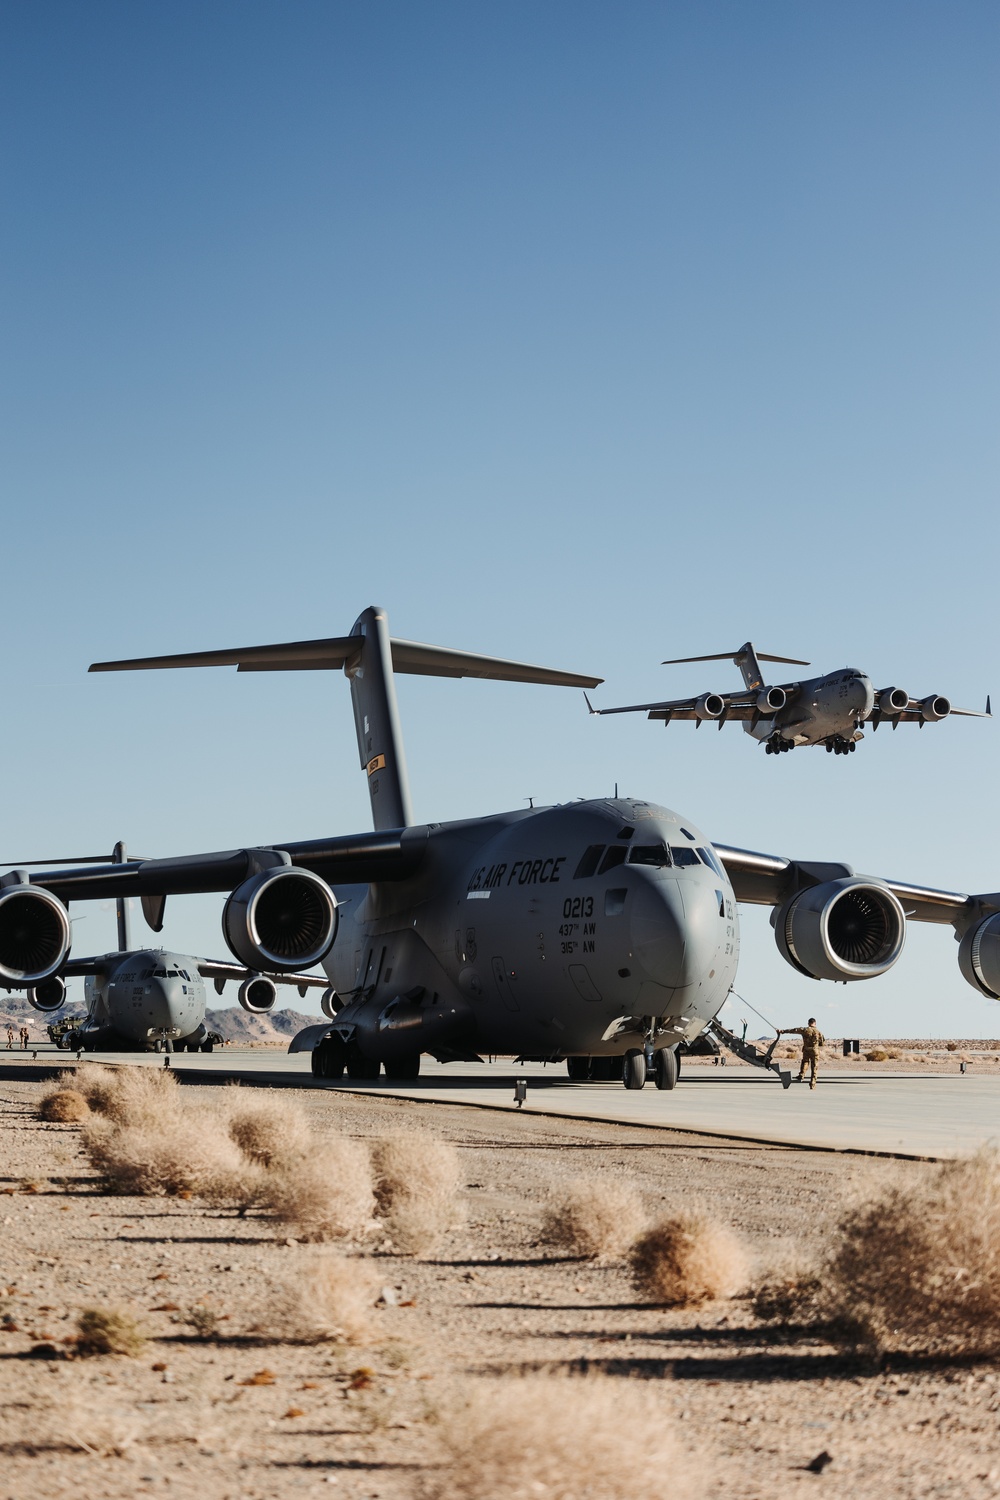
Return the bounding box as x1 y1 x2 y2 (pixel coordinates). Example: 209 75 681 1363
1 1 997 1036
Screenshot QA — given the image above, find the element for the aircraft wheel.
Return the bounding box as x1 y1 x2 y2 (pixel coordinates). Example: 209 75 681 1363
311 1038 346 1079
56 1034 72 1051
654 1047 679 1091
622 1049 646 1090
346 1046 380 1081
566 1056 591 1081
200 1042 214 1054
384 1055 421 1081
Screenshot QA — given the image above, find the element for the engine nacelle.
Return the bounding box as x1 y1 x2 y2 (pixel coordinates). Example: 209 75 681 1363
0 884 71 985
959 913 1000 999
694 692 725 721
879 687 909 715
222 866 338 973
756 686 787 714
28 976 66 1012
320 987 342 1020
238 975 278 1014
920 694 951 723
774 877 906 981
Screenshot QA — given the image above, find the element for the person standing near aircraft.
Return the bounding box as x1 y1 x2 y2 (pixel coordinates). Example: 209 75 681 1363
779 1018 825 1088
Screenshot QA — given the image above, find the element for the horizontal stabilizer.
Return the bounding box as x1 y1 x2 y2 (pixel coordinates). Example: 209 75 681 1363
91 634 601 689
662 649 810 667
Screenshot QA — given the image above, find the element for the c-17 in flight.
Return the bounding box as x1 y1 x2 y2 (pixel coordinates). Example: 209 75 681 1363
585 642 991 755
2 842 331 1052
1 606 999 1092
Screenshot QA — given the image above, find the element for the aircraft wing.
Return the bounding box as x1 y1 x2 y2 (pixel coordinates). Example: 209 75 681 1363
61 956 114 977
23 826 428 904
713 842 997 928
197 961 329 996
866 695 992 727
585 691 762 722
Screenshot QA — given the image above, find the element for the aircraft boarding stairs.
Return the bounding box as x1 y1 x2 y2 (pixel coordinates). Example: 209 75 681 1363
706 1018 792 1089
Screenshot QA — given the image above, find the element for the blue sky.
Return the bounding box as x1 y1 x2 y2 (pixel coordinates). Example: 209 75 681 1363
1 1 997 1035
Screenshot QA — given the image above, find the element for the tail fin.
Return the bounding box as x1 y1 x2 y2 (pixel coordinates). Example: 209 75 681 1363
91 608 602 833
662 644 809 692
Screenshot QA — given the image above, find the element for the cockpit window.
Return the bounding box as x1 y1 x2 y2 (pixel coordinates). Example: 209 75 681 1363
670 847 700 867
152 967 167 978
573 845 605 879
680 828 696 840
605 888 627 917
598 846 628 875
697 847 726 879
628 844 672 867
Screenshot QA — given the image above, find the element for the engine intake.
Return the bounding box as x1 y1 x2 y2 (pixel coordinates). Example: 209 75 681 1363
320 987 343 1020
920 694 951 723
774 878 906 981
879 687 909 715
0 884 71 985
959 913 1000 999
694 693 725 721
238 975 277 1014
223 867 338 972
28 976 67 1012
756 686 787 713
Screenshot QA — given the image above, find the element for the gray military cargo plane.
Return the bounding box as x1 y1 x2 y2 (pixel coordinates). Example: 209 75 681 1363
1 606 999 1091
585 641 991 755
3 842 329 1051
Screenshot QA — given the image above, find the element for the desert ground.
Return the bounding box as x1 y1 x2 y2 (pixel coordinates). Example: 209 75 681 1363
2 1066 1000 1500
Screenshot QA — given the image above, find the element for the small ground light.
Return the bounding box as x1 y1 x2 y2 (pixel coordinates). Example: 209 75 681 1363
514 1079 527 1108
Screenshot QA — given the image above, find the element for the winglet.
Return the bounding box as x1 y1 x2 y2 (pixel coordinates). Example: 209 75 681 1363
583 691 599 716
988 695 993 717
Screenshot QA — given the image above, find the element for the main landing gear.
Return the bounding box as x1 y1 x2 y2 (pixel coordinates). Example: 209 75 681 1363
765 735 792 755
569 1049 681 1091
825 736 856 755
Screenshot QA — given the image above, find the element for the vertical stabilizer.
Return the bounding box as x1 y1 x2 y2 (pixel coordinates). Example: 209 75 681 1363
347 607 414 831
733 644 764 691
113 841 131 951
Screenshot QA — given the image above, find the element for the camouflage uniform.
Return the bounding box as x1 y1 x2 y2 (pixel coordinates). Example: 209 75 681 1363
785 1024 825 1088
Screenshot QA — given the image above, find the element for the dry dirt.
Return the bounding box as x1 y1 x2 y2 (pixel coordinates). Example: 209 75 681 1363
1 1071 999 1500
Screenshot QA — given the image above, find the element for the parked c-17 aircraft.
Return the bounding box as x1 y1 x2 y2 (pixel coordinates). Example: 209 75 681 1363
1 842 331 1051
585 641 991 755
1 606 999 1092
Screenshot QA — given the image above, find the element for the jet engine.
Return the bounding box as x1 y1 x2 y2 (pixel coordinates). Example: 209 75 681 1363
920 695 951 723
223 867 338 972
756 686 787 713
958 913 1000 999
27 976 66 1012
238 975 278 1014
879 687 909 715
0 884 71 985
693 693 725 721
320 987 342 1020
773 878 906 981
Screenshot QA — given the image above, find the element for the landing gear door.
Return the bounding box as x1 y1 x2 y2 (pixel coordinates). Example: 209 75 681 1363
491 956 520 1012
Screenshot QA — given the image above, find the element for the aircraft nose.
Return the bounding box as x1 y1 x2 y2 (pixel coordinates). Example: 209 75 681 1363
630 878 718 992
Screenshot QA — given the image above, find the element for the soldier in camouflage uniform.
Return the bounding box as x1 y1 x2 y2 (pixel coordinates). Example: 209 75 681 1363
779 1018 825 1088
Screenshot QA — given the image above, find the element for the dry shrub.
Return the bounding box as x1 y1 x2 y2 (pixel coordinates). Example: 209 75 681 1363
81 1108 247 1197
369 1131 463 1254
424 1375 689 1500
825 1149 1000 1355
75 1307 146 1358
257 1252 380 1343
38 1088 90 1123
630 1208 748 1305
223 1089 314 1166
540 1175 647 1259
65 1062 181 1128
865 1049 889 1063
750 1259 826 1326
263 1137 375 1241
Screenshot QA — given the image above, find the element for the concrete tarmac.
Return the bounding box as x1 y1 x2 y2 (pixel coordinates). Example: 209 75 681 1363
12 1049 1000 1160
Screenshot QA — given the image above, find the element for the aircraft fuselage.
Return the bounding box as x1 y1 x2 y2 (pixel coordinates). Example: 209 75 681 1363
750 668 874 747
81 949 208 1049
320 798 739 1064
